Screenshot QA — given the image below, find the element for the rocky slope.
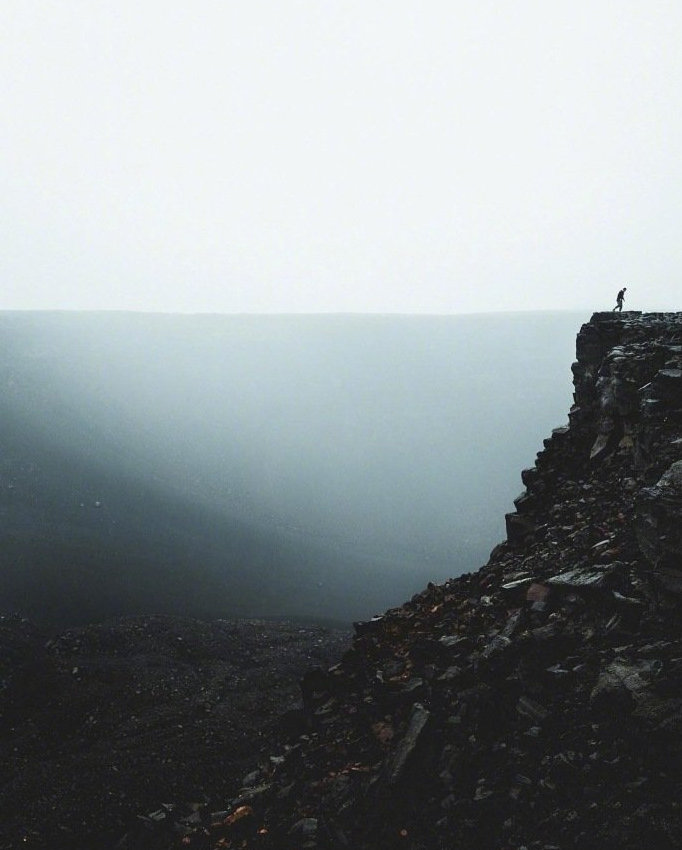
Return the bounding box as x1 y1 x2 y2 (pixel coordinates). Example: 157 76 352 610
159 312 682 850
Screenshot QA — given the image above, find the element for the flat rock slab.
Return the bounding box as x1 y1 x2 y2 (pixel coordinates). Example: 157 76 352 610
382 703 431 786
548 565 614 588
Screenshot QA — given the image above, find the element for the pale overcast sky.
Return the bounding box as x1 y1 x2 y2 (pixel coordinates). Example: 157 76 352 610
1 1 681 314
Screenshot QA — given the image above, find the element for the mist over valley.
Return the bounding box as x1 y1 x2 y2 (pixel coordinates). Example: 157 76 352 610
0 311 583 627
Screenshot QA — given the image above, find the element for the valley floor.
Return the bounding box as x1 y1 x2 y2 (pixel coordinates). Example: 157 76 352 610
0 614 350 850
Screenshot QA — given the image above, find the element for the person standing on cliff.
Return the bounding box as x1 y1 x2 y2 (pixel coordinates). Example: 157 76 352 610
613 287 627 311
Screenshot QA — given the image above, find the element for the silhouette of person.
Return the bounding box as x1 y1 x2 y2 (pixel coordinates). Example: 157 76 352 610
613 287 627 312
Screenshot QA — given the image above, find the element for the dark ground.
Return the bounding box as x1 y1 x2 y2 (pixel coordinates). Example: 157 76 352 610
0 614 350 850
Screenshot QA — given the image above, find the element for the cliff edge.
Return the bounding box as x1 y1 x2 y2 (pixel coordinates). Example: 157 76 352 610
165 312 682 850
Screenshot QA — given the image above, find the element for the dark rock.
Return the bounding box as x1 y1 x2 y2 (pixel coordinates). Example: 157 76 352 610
547 564 615 589
289 817 318 837
353 616 385 637
506 512 536 544
516 695 551 723
381 702 431 787
501 576 534 592
590 659 660 714
636 461 682 587
439 634 469 649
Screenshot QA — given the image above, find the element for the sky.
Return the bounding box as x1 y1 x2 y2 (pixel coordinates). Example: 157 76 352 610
2 1 681 314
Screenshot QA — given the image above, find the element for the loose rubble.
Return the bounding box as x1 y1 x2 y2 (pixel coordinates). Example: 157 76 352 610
0 616 349 849
163 312 682 850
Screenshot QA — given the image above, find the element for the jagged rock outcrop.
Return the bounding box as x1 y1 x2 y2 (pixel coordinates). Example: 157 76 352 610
164 313 682 850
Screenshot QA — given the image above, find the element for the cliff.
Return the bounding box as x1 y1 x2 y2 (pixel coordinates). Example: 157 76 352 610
161 312 682 850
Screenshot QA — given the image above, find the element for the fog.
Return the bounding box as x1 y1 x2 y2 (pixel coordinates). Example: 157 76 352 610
0 311 583 626
2 3 681 315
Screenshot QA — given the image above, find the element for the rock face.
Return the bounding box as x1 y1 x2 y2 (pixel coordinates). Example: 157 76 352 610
167 313 682 850
637 461 682 592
